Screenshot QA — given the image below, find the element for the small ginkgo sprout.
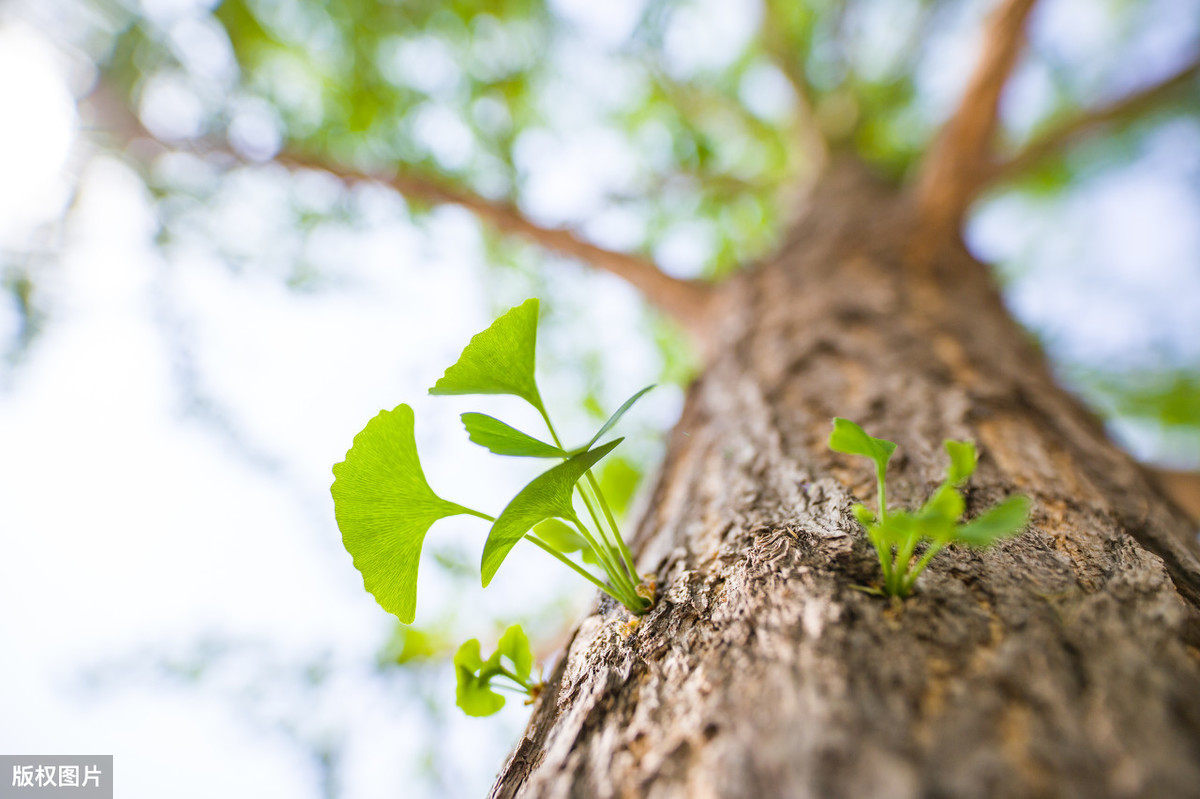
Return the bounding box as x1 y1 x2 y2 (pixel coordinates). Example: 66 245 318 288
331 299 655 715
455 625 543 717
828 418 1031 597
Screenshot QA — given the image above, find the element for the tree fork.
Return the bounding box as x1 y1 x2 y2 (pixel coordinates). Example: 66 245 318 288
490 163 1200 799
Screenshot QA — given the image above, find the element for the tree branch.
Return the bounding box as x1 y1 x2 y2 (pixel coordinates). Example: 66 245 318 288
84 81 715 341
913 0 1039 240
275 152 715 335
985 55 1200 185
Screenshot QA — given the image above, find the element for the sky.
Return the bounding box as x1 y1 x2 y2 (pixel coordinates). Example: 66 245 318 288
0 1 1198 797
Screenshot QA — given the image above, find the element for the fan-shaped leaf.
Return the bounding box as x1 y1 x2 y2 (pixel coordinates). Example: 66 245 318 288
919 484 965 525
532 518 587 552
945 440 977 486
461 412 565 457
430 298 544 414
454 639 506 717
829 417 896 474
494 624 533 683
482 439 622 585
955 496 1031 547
331 404 479 624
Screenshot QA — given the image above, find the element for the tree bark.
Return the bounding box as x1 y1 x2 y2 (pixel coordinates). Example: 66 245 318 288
491 161 1200 799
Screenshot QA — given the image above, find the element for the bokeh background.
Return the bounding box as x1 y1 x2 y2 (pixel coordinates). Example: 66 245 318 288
1 0 1197 796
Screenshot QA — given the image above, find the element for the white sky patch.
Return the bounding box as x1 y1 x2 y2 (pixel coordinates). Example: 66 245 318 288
653 220 716 279
0 25 76 239
138 71 209 141
549 0 646 48
515 127 637 224
168 15 237 87
739 62 797 123
999 59 1057 143
228 95 284 161
970 135 1200 371
378 35 461 94
914 5 983 125
846 0 922 83
582 205 647 252
662 0 760 78
413 104 476 171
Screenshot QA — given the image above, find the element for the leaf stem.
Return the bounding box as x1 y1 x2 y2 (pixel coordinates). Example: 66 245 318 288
496 665 532 691
537 407 642 606
576 485 619 565
584 470 640 584
568 516 640 602
460 507 496 523
867 526 893 585
876 464 888 522
902 540 948 595
523 534 634 607
891 531 921 595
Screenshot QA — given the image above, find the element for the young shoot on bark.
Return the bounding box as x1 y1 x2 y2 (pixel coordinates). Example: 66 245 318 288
829 418 1031 597
455 625 544 716
331 299 654 715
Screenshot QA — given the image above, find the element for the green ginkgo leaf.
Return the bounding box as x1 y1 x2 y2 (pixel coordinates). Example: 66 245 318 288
531 518 587 552
454 639 506 717
955 496 1032 547
829 417 897 474
532 518 611 567
461 413 565 458
875 510 917 548
919 484 965 525
482 439 623 585
493 624 533 683
852 503 877 527
945 440 978 486
332 404 482 624
578 385 654 451
429 298 545 414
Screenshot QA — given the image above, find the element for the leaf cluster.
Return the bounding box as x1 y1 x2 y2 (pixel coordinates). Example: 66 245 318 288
454 625 541 716
332 299 654 715
829 418 1031 597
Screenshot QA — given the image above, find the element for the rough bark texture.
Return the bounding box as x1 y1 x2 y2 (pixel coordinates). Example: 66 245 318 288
491 163 1200 799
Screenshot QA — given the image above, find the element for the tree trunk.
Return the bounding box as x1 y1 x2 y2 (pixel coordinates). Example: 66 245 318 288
491 161 1200 799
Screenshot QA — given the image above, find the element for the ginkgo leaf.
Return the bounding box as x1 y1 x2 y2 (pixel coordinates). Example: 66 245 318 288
875 510 917 548
429 298 545 414
945 440 978 486
454 639 506 717
533 519 612 567
461 413 565 458
852 503 877 527
955 496 1031 547
482 439 622 586
493 624 533 683
919 484 965 525
532 519 587 552
578 385 654 451
331 404 481 624
829 417 897 474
